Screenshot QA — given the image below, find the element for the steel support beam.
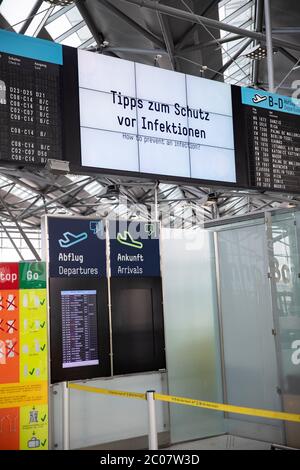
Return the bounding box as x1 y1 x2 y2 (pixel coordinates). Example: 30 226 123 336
79 37 97 49
180 34 244 54
272 27 300 34
120 0 300 53
175 0 222 50
221 0 254 25
19 0 43 35
253 0 264 86
211 38 253 80
45 4 75 26
157 12 176 70
0 221 25 261
0 12 13 30
32 5 55 38
96 0 165 48
77 0 106 48
264 0 275 92
0 197 41 260
104 46 167 55
17 179 95 221
278 47 299 65
55 19 86 43
1 174 84 219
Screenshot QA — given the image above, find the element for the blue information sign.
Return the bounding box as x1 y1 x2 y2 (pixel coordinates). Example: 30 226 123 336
48 217 106 278
109 221 160 277
241 87 300 116
0 29 63 65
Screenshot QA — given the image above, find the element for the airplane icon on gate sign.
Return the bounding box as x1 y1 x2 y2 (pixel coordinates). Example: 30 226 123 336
252 94 267 104
58 232 88 248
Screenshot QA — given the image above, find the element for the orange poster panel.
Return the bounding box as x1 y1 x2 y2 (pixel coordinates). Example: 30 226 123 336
0 408 19 450
0 290 19 384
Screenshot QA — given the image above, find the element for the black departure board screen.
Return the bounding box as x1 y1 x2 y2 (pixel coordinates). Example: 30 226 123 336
239 87 300 193
246 106 300 191
0 52 62 165
61 290 99 369
50 278 110 383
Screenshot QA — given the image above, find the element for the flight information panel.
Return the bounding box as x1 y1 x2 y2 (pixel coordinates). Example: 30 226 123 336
61 290 99 369
241 87 300 193
0 51 62 165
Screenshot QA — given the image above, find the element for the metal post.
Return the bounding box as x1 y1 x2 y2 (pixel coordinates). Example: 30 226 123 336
252 0 264 86
106 219 114 377
213 232 228 406
264 0 275 92
264 212 286 443
154 183 159 222
146 390 158 450
63 382 70 450
42 215 53 450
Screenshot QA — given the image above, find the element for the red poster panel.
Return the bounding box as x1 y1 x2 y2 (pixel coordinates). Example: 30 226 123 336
0 408 19 450
0 290 19 384
0 263 19 290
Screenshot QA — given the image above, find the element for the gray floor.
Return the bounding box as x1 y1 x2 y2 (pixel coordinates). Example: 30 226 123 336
167 434 272 450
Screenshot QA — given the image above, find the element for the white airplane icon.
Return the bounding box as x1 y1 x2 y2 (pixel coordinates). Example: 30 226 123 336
252 94 267 104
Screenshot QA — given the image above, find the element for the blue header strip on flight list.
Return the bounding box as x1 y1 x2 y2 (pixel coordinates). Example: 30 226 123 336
241 86 300 116
0 29 63 65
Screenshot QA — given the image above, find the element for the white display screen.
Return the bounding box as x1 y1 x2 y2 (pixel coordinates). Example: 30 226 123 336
78 50 236 183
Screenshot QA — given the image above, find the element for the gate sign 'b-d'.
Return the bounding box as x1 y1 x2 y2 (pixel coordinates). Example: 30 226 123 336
109 221 160 277
48 217 106 278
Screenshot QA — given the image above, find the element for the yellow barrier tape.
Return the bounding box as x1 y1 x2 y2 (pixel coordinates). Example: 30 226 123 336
154 393 300 424
68 383 146 401
67 383 300 424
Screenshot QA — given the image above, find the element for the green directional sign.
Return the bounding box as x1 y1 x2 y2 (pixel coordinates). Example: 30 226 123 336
19 262 46 289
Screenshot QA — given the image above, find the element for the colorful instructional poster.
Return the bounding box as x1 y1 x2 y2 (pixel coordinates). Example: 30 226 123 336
19 262 46 290
20 404 48 450
20 289 48 382
0 382 48 409
0 290 19 384
0 263 19 290
0 262 48 451
0 408 19 450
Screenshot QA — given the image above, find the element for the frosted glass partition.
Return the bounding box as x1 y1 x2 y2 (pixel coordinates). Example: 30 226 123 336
218 220 284 443
270 212 300 448
52 373 168 449
161 228 224 443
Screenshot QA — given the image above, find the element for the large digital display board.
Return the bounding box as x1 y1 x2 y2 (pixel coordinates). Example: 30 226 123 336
0 30 63 166
240 87 300 193
78 50 237 185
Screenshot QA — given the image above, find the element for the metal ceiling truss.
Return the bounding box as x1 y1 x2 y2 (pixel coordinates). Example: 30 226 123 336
0 164 298 258
175 0 223 51
18 0 43 35
44 4 76 26
97 0 165 49
118 0 300 53
157 10 176 70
